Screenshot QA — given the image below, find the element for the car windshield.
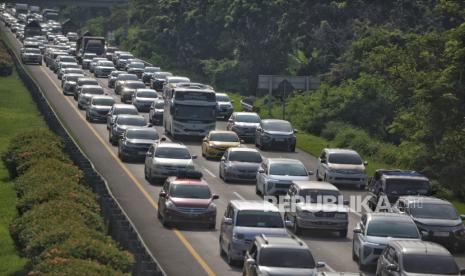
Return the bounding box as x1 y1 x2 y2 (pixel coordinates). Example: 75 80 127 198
145 67 160 73
79 80 98 86
126 129 158 140
269 162 307 176
126 82 145 89
170 184 211 199
403 255 459 275
367 220 419 238
114 108 138 116
118 75 138 81
82 88 104 95
137 91 157 98
155 147 191 159
263 121 292 132
299 189 342 203
328 153 362 165
117 117 146 126
24 48 41 54
65 69 83 74
236 114 260 123
259 248 315 268
235 210 284 228
153 101 164 109
129 63 144 68
98 61 114 67
120 54 133 59
409 203 458 220
66 75 83 82
228 151 262 163
92 98 114 106
216 95 230 102
385 179 430 196
210 133 238 142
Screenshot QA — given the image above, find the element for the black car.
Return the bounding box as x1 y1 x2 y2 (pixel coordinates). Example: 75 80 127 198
255 119 297 152
149 99 165 125
393 196 465 252
367 170 433 210
118 127 159 162
142 67 161 84
150 71 173 91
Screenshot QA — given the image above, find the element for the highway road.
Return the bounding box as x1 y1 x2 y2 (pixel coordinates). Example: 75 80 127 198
3 25 465 276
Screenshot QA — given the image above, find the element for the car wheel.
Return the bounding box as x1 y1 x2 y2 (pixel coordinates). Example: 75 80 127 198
144 166 150 181
339 229 348 238
352 242 358 261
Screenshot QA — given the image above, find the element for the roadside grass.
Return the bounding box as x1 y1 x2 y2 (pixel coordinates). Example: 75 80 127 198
0 68 44 275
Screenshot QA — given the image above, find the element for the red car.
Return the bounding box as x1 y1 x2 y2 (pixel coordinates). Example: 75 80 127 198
157 173 219 229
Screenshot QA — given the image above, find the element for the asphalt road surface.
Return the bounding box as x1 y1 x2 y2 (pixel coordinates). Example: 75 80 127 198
3 25 465 276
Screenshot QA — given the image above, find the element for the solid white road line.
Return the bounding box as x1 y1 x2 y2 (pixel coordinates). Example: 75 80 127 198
203 168 216 178
233 192 245 200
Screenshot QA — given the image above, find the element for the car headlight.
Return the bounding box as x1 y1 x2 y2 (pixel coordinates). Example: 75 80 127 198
165 199 176 209
207 202 216 211
335 213 348 219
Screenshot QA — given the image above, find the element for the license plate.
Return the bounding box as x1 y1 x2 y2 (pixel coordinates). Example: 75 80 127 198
433 231 449 237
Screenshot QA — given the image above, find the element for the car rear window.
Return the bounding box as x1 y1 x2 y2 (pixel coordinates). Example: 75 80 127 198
114 108 138 116
262 121 292 132
126 82 146 89
385 179 430 196
118 74 138 81
126 129 158 140
154 147 191 159
269 162 307 176
137 91 157 98
367 220 419 238
259 248 315 268
228 151 262 163
117 117 146 126
235 114 260 123
409 203 458 220
82 87 104 95
403 255 459 275
235 210 283 228
92 98 114 106
210 132 238 142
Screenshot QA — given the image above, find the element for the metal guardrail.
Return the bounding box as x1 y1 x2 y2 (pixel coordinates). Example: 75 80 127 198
240 99 254 112
2 28 165 276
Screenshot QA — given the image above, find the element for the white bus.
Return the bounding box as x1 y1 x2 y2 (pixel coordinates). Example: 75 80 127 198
164 83 216 139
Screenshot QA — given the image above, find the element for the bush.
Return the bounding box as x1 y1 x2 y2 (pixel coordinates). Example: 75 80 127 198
40 237 134 273
320 121 350 140
29 258 124 276
0 41 13 76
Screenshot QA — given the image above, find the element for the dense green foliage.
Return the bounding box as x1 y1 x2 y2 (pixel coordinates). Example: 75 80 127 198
70 0 465 198
0 40 13 76
2 130 133 274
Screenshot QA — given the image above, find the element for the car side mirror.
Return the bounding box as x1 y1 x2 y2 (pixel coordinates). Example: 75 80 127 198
223 217 233 225
316 262 325 269
245 258 255 266
191 155 197 159
385 264 399 272
285 220 293 228
353 228 362 234
461 214 465 220
258 168 265 174
212 194 219 200
159 191 167 198
363 161 368 166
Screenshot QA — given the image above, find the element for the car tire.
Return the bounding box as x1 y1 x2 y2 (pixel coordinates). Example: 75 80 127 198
339 229 348 238
352 242 358 261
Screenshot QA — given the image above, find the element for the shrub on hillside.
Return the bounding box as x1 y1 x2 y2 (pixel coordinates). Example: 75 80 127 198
29 258 125 276
40 237 134 273
0 41 13 76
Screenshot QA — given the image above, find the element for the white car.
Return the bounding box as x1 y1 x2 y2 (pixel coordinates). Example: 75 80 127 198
77 85 105 110
256 158 311 197
316 148 367 189
94 60 116 78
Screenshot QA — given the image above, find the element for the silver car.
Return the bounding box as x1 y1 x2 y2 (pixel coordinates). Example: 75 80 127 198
352 213 421 269
81 52 97 69
215 93 233 119
148 99 165 125
20 47 42 65
74 77 99 100
86 95 115 123
132 89 158 112
226 112 261 142
284 180 349 237
144 142 196 183
60 68 84 87
219 200 291 265
256 158 311 197
114 73 138 95
376 240 464 276
219 147 262 183
77 85 105 110
57 62 79 80
316 148 368 189
106 104 139 130
107 70 125 88
109 114 146 145
62 73 84 95
120 80 146 103
94 60 115 78
89 57 107 73
243 235 325 276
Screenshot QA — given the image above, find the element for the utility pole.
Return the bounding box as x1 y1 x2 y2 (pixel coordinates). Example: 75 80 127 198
268 77 273 117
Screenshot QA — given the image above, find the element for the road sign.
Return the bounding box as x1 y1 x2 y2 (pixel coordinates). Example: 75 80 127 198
257 75 320 91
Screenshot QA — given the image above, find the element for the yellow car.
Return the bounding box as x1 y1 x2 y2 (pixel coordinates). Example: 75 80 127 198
202 131 241 159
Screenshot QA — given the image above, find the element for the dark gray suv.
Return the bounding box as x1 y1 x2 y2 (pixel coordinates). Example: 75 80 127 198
255 119 297 152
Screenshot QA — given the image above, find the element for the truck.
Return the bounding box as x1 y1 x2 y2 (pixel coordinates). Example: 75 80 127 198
76 36 106 62
163 83 217 139
15 3 28 16
42 9 59 22
24 20 42 38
